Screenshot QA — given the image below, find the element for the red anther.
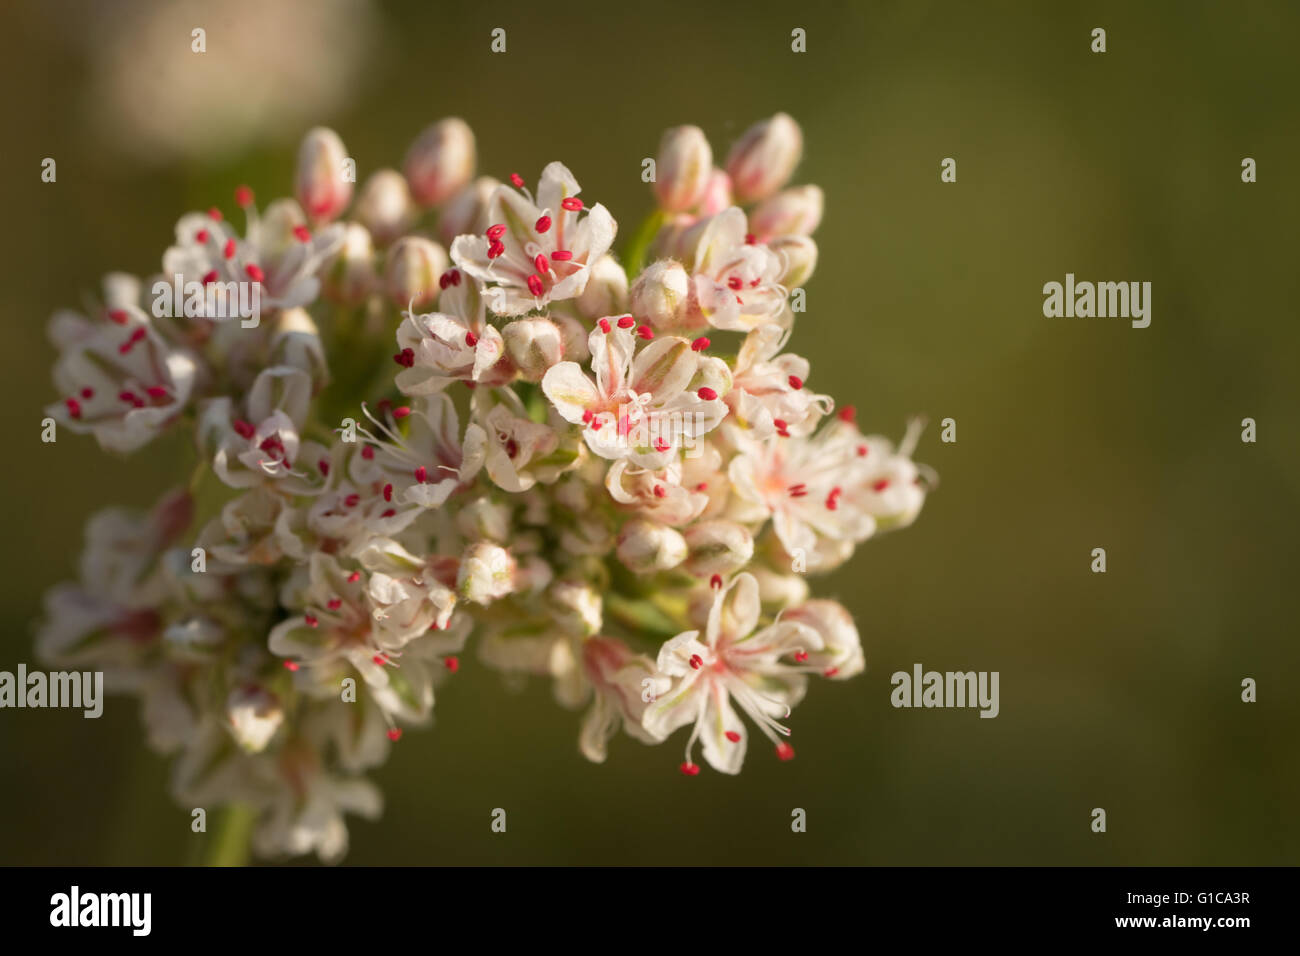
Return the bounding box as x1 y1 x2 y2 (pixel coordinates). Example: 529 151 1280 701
695 482 708 491
509 173 525 188
382 483 393 502
774 418 790 437
438 271 451 290
750 278 760 288
381 508 396 518
727 276 743 290
392 406 411 419
465 331 478 347
233 419 255 439
65 397 82 418
725 731 742 743
327 598 342 610
80 387 94 399
535 215 551 233
347 571 361 583
505 438 519 458
697 386 718 401
344 493 360 508
691 336 710 351
444 656 460 672
534 253 550 273
194 229 209 244
387 728 403 742
487 239 505 259
788 483 807 497
598 318 611 333
108 308 129 324
872 478 890 492
361 445 375 460
486 223 507 240
581 409 594 424
318 458 330 476
245 263 265 283
654 438 670 452
393 348 415 367
550 249 573 261
305 614 319 628
824 667 840 677
561 197 584 211
636 325 654 339
689 654 703 669
838 404 857 423
653 484 666 498
680 762 700 776
223 238 236 259
208 207 223 221
775 742 795 761
448 268 461 285
856 444 868 457
788 375 804 390
589 418 603 431
744 233 757 245
710 573 723 589
825 486 842 510
234 185 254 207
794 650 809 663
414 465 427 483
373 654 388 665
526 274 544 296
146 386 168 399
292 225 311 242
283 660 300 671
616 315 635 329
201 269 219 285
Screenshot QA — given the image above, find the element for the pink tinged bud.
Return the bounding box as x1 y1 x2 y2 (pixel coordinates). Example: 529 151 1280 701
295 127 353 223
630 258 691 331
356 169 415 246
616 519 688 574
683 520 755 576
768 235 819 287
503 317 563 381
324 223 378 306
749 185 824 240
696 167 734 217
403 117 477 207
575 254 629 319
725 112 804 204
654 124 713 212
436 176 499 245
384 236 449 308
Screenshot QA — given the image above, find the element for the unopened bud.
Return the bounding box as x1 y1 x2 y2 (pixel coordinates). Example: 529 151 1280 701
437 176 498 246
575 254 629 319
782 600 863 678
502 316 564 381
630 259 692 331
270 308 328 387
404 117 477 207
654 125 713 212
750 566 811 608
295 127 353 223
697 168 734 217
616 519 687 574
356 169 414 246
749 185 823 241
457 542 515 604
725 113 803 204
768 235 819 287
549 579 603 637
384 236 448 309
683 520 754 575
323 223 379 305
225 686 283 753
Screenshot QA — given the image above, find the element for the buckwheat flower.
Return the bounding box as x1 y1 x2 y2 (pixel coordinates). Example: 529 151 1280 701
654 125 713 213
575 254 630 320
682 519 755 576
642 572 823 774
605 458 709 526
780 600 864 679
449 162 617 316
436 176 499 246
683 207 789 332
254 757 383 864
197 487 309 567
355 537 458 639
768 234 819 287
226 685 285 753
46 305 198 453
295 127 354 224
748 185 824 242
630 258 694 332
384 236 449 309
725 324 831 438
306 474 422 556
473 389 579 492
541 321 727 469
501 316 564 382
616 518 689 574
394 275 510 392
579 637 666 763
404 117 477 208
457 541 516 604
725 113 804 204
321 222 379 305
349 393 486 508
355 169 415 246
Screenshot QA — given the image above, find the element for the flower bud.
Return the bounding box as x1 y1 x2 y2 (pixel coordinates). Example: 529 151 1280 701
323 223 379 305
503 316 564 381
697 167 734 217
782 600 864 678
457 542 516 604
768 235 819 287
725 113 803 204
575 254 629 319
294 127 353 223
549 579 603 637
654 125 712 212
749 185 823 240
682 520 754 576
436 176 498 246
630 259 691 331
616 519 687 574
750 566 810 609
384 236 448 309
355 169 414 246
552 315 591 364
270 307 328 388
225 685 283 753
404 117 476 207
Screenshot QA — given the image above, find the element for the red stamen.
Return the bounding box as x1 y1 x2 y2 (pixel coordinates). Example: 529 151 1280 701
535 215 551 233
691 336 710 351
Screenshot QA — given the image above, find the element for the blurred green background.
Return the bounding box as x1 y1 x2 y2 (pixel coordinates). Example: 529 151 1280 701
1 0 1296 865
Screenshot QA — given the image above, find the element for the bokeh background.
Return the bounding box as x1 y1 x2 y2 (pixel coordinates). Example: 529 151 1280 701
1 0 1296 865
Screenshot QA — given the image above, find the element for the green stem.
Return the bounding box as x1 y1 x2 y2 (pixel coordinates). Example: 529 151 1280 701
622 210 665 281
204 803 257 867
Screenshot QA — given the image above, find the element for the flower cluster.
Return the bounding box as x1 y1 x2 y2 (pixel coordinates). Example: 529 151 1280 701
38 115 934 861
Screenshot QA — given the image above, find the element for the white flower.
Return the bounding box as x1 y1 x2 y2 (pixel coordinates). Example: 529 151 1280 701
684 207 789 332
